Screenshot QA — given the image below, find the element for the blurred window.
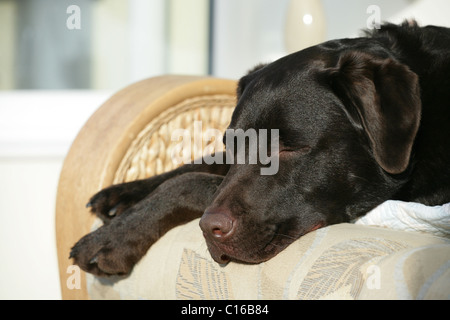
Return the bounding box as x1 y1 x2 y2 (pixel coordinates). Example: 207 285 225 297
0 0 211 90
0 0 436 91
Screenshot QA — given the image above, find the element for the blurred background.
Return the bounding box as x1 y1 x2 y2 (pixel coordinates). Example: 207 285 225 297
0 0 449 299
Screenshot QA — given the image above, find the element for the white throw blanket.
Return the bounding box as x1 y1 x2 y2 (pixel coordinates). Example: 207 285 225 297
354 200 450 238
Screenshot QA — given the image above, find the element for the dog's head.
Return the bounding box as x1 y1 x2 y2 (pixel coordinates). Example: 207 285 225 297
200 38 421 264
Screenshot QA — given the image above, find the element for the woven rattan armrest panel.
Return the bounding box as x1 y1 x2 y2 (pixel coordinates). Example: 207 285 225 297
56 76 237 299
115 95 235 184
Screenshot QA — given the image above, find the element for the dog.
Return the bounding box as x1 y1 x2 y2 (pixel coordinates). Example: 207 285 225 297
71 22 450 276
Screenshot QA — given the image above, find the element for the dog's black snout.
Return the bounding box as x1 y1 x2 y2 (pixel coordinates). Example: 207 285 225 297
200 208 235 240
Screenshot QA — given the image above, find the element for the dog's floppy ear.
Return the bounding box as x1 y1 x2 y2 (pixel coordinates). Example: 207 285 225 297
328 51 422 174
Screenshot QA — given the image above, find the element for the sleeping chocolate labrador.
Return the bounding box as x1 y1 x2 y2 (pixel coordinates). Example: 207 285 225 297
71 22 450 276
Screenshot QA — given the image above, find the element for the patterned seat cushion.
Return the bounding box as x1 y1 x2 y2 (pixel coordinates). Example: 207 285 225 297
87 221 450 300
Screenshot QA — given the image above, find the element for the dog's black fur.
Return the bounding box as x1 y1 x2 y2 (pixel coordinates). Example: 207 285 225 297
71 22 450 276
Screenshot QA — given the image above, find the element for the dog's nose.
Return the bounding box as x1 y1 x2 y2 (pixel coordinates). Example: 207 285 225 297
200 208 235 240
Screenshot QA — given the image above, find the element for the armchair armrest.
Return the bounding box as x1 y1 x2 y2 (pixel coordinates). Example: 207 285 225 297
56 76 237 299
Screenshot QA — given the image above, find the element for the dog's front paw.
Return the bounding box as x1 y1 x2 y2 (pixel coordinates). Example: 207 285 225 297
70 226 140 277
86 181 150 223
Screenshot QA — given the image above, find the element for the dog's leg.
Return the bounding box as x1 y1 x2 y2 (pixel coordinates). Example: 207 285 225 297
70 172 223 277
87 152 229 224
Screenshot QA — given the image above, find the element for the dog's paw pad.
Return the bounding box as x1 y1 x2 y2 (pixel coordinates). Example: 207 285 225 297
70 229 136 277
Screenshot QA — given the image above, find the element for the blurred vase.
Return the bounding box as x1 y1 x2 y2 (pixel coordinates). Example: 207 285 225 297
284 0 326 53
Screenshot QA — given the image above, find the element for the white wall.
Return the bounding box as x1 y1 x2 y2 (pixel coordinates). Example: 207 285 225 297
0 91 111 299
0 158 63 299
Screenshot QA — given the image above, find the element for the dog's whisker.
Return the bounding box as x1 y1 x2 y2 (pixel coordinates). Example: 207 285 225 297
273 233 298 240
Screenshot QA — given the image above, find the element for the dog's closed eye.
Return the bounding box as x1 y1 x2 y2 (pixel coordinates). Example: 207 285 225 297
279 145 311 156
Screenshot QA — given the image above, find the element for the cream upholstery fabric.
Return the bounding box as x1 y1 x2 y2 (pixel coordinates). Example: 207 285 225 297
87 222 450 300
